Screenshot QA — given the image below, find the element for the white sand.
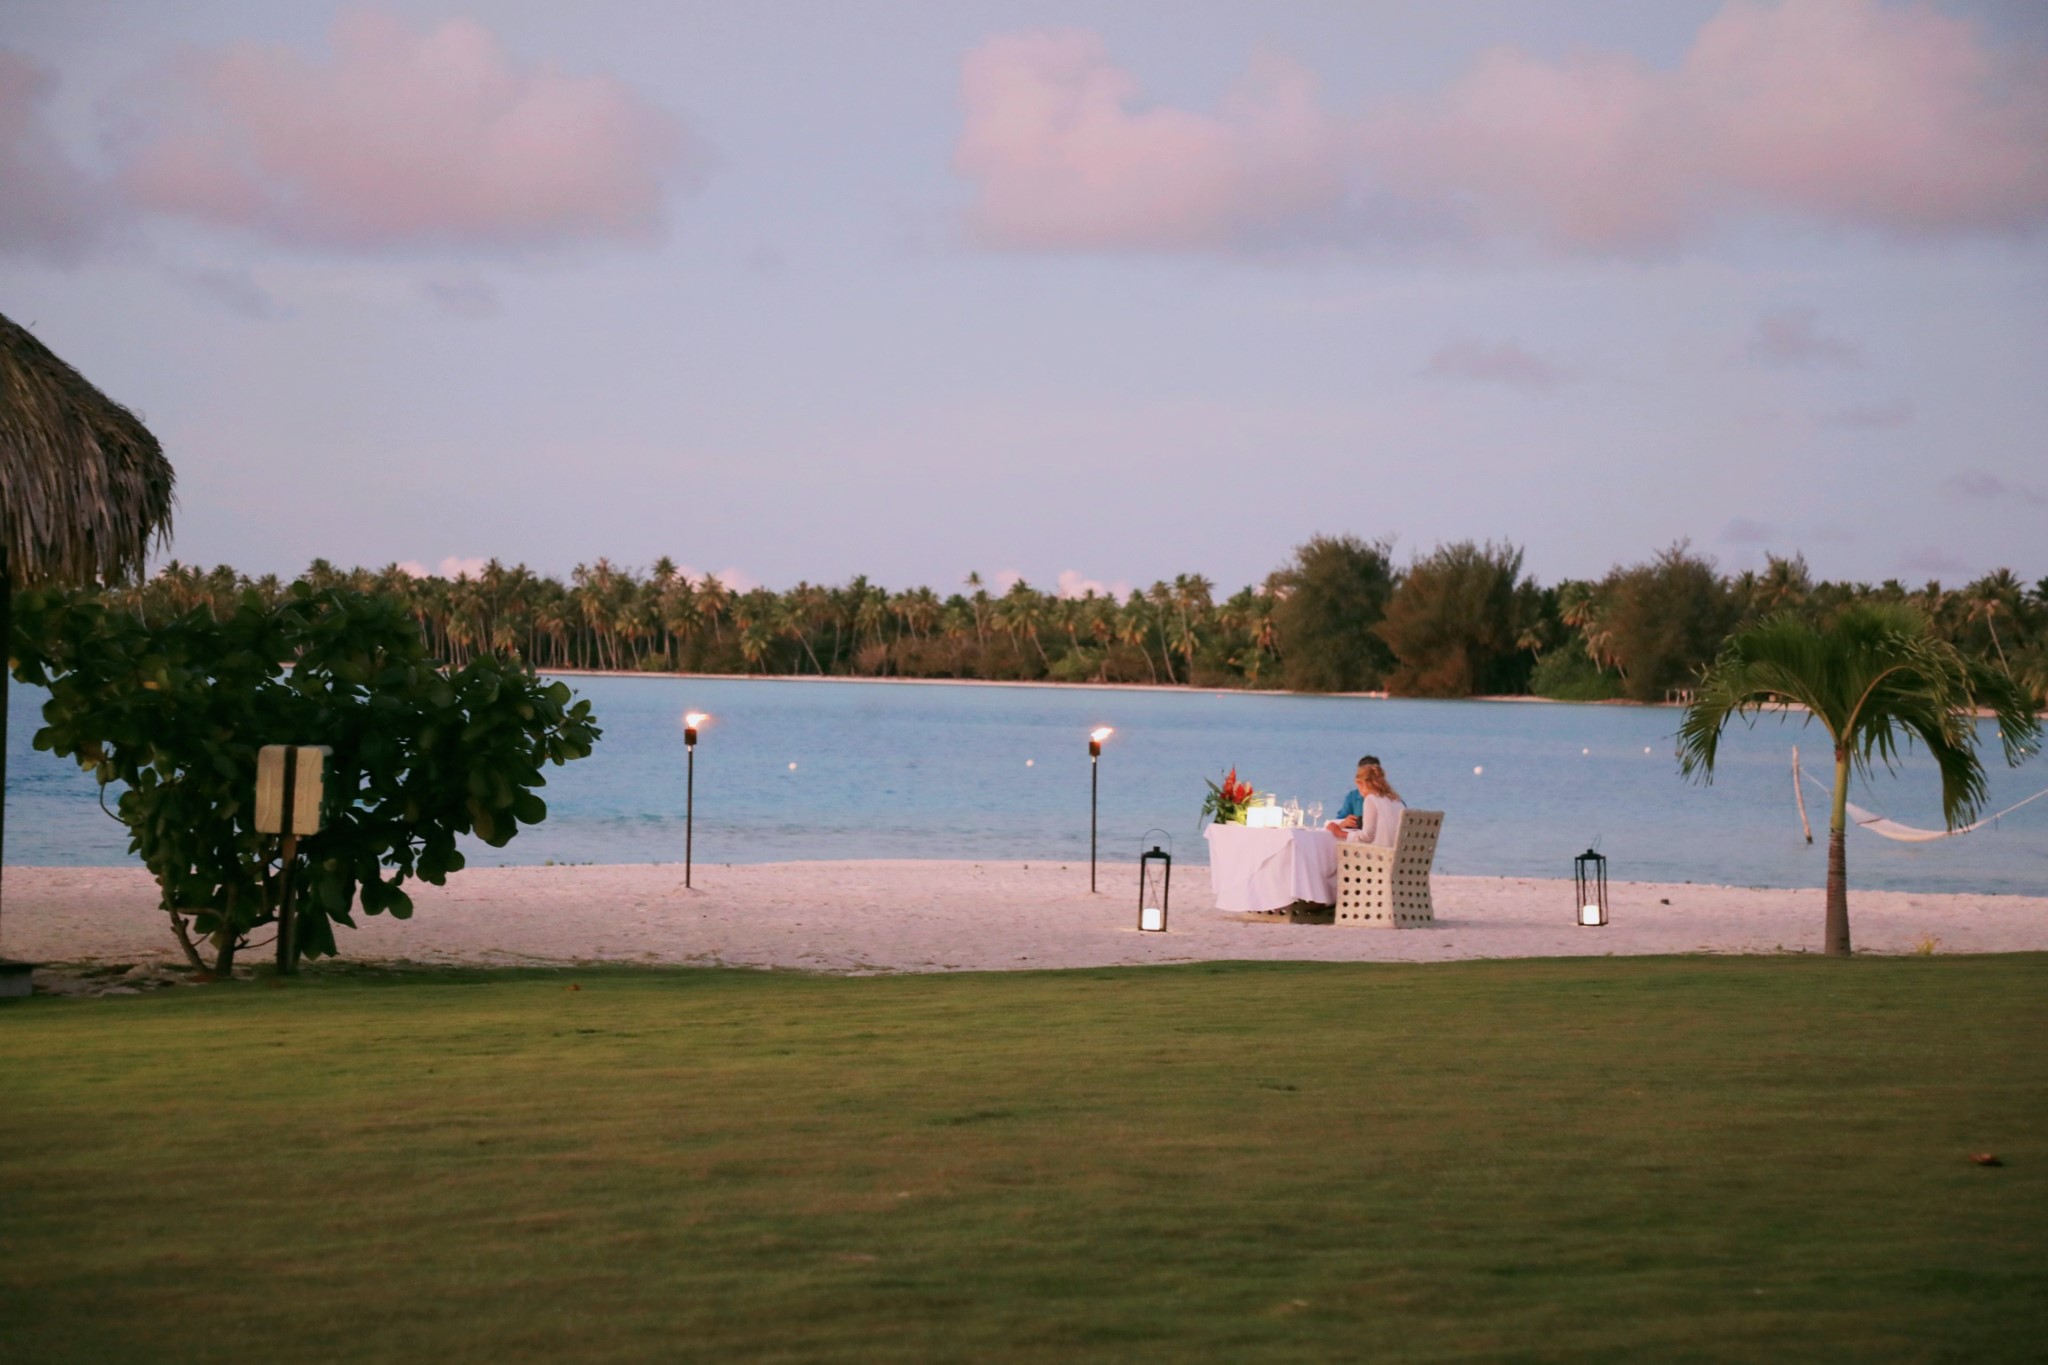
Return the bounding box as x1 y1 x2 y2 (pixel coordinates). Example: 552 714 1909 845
5 861 2044 973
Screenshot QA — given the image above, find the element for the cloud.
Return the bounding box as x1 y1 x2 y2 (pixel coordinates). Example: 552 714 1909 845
956 1 2048 255
1056 569 1133 600
676 565 758 593
1821 399 1914 429
1941 470 2048 507
178 264 291 320
955 28 1348 251
1899 546 1971 575
1720 517 1778 544
114 11 701 252
1746 308 1861 368
0 48 111 263
398 555 490 580
993 569 1025 592
420 275 502 319
1421 338 1571 390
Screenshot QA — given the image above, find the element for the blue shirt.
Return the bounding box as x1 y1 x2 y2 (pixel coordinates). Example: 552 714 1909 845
1334 789 1365 825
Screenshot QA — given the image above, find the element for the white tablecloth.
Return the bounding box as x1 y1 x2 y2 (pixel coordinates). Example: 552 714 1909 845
1203 825 1339 912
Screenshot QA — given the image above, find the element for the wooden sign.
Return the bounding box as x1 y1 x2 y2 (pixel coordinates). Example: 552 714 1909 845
255 745 331 836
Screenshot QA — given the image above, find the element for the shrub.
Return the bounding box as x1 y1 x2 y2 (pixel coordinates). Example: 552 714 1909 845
11 585 600 973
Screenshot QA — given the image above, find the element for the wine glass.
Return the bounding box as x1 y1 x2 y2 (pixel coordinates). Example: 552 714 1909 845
1307 801 1323 829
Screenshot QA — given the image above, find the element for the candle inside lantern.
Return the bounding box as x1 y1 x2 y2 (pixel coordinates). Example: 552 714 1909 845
1140 905 1165 932
1580 904 1601 926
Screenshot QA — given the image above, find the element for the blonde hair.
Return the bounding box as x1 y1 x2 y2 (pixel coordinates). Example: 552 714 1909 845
1356 760 1400 802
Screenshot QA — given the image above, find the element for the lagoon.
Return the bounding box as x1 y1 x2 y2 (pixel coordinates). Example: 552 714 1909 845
7 675 2044 895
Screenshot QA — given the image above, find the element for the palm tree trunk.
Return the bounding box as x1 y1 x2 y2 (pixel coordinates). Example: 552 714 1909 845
1826 748 1852 956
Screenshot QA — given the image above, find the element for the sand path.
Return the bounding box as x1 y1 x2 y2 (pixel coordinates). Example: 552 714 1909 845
6 862 2044 974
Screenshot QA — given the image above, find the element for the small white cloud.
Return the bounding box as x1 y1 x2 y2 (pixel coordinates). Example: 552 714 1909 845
1056 569 1133 600
994 569 1024 592
688 565 756 593
395 560 430 578
437 555 488 580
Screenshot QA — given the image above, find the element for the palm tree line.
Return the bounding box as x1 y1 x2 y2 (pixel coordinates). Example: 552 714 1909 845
109 542 2048 706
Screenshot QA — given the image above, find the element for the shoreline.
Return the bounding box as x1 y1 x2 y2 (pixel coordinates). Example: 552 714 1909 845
537 667 1671 707
533 670 2033 720
9 861 2045 978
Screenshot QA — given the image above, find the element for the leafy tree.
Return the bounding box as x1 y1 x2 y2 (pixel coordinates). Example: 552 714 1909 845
11 585 600 973
1678 605 2038 956
1585 543 1739 701
1271 534 1398 692
1376 540 1530 697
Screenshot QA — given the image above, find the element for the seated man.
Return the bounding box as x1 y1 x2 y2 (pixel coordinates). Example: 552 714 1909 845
1326 754 1406 847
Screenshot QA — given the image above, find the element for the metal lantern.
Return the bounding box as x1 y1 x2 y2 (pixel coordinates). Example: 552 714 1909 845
1574 847 1608 927
1139 842 1171 932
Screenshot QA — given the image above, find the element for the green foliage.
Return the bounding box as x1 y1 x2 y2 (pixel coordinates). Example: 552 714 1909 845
1586 543 1741 701
1198 767 1255 824
103 548 2048 703
1530 639 1623 701
1376 539 1532 697
1270 534 1397 692
10 585 600 971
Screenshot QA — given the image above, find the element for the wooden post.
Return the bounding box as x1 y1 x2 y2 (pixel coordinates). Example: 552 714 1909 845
276 746 298 975
1792 745 1813 845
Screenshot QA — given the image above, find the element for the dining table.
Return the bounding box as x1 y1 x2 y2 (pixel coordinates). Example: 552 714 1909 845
1203 823 1339 913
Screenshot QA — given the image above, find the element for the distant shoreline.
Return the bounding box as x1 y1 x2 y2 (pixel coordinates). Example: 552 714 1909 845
535 667 1653 706
532 669 2032 719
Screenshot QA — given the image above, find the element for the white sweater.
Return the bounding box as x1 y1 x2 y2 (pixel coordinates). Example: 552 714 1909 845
1353 796 1405 848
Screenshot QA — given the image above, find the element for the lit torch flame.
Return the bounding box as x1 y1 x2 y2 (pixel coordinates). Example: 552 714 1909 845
684 712 710 730
1090 727 1113 743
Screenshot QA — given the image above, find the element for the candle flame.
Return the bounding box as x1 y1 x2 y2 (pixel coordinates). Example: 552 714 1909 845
1090 727 1113 743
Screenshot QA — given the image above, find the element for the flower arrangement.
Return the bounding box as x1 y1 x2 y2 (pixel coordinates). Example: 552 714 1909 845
1201 767 1256 825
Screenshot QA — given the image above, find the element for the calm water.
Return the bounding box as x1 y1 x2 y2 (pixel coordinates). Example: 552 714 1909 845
7 675 2045 894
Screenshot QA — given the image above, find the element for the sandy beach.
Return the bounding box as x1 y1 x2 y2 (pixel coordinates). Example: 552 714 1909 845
6 861 2044 975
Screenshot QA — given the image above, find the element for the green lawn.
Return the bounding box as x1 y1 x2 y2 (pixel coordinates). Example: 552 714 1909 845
3 956 2044 1362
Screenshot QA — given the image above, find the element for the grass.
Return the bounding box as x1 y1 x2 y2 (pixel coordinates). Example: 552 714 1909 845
2 955 2044 1362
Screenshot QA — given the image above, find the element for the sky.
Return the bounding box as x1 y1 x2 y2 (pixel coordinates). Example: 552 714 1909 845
3 0 2045 596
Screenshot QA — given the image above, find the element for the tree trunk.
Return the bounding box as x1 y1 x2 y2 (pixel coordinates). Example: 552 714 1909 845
1825 749 1852 956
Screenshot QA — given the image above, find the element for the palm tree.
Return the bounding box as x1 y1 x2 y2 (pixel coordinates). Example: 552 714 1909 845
1678 604 2039 956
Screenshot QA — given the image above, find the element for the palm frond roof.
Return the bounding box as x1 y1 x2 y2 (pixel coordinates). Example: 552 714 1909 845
1 310 175 587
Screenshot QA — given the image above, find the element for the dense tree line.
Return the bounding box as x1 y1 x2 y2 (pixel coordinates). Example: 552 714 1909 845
105 541 2048 707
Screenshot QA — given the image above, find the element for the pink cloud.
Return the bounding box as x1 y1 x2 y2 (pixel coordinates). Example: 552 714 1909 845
1388 0 2048 251
955 28 1346 251
0 49 109 263
957 1 2048 255
116 11 701 252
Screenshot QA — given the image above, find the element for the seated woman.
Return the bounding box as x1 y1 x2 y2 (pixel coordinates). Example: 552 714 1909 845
1325 755 1405 846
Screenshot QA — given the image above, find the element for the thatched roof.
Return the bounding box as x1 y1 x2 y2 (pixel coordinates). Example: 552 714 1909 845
0 311 175 588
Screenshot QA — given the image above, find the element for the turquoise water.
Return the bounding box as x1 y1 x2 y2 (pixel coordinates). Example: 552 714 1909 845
7 675 2045 894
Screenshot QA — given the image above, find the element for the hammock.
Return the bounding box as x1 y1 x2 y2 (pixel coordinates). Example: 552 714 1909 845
1798 766 2048 842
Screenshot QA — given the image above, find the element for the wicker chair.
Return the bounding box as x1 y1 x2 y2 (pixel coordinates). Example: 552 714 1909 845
1333 810 1445 928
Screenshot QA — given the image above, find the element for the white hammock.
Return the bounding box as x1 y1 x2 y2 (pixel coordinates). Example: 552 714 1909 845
1799 767 2048 842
